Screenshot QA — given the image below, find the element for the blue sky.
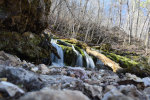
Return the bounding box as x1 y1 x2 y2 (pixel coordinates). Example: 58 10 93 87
80 0 149 17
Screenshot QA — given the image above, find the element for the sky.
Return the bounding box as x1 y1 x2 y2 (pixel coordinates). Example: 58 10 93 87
89 0 149 15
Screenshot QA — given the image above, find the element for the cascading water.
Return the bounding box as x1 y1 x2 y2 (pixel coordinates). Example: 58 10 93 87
50 39 64 67
83 51 95 68
72 45 83 67
50 39 95 68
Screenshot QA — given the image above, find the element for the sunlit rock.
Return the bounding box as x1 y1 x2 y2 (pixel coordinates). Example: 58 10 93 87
0 81 24 97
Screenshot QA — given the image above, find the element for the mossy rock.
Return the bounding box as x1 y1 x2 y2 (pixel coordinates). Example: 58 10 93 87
112 50 150 70
102 52 139 68
60 39 88 49
59 45 76 66
58 40 87 67
102 51 150 77
0 31 52 64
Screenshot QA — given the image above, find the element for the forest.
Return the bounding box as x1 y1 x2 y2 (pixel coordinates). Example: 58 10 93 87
0 0 150 100
49 0 150 52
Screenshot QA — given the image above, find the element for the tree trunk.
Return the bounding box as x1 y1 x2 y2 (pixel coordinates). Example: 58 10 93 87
145 21 150 54
135 0 141 38
86 47 122 72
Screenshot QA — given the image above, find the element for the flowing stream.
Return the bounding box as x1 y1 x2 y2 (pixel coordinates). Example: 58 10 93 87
50 39 64 67
83 51 95 68
50 39 96 68
72 45 83 67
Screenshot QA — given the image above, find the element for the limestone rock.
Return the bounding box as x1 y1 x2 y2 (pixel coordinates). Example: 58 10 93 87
67 67 88 80
0 65 44 91
0 81 25 97
105 95 134 100
142 77 150 87
144 87 150 94
125 73 143 82
83 83 103 100
0 51 22 66
38 64 50 74
19 88 90 100
31 67 39 73
144 87 150 99
102 88 123 100
102 85 147 100
39 74 83 89
104 85 116 93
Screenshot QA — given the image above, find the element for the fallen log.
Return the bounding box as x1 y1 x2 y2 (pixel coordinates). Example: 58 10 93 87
86 47 122 72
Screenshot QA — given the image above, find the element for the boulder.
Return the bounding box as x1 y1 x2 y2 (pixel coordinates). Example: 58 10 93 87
38 64 50 74
0 65 44 91
66 67 88 80
0 81 25 97
0 32 52 64
0 0 51 33
102 85 147 100
102 88 123 100
19 88 90 100
0 51 22 66
83 83 103 100
144 87 150 99
105 95 134 100
39 74 83 89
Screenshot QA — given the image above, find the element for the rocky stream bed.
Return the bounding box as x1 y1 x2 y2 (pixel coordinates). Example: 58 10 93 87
0 51 150 100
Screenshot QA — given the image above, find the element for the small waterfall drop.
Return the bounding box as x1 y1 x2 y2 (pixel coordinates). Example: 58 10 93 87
72 45 83 67
50 39 64 67
83 51 95 68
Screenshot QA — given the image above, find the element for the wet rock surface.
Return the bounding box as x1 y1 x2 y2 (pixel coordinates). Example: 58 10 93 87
0 51 150 100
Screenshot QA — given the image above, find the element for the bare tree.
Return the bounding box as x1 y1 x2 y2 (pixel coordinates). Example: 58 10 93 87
49 0 150 47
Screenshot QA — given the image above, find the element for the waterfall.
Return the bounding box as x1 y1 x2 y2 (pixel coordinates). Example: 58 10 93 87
50 39 95 68
72 45 83 67
83 51 95 68
50 39 64 67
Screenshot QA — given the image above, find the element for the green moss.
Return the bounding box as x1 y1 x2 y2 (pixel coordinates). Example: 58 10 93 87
60 39 87 49
102 51 150 77
58 39 88 67
59 45 77 66
0 31 51 64
74 46 85 57
102 52 139 68
112 49 149 69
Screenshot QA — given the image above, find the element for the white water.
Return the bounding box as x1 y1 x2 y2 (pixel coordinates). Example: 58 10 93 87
50 39 95 68
50 39 64 67
72 45 83 67
83 51 95 68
